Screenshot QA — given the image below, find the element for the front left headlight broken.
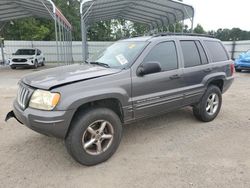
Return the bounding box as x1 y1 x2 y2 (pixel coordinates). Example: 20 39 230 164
29 90 60 111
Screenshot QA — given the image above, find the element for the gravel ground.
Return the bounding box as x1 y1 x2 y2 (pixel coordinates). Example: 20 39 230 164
0 65 250 188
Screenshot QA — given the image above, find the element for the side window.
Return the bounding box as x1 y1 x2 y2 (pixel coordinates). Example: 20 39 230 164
195 41 208 64
180 41 202 68
143 41 178 71
204 41 229 62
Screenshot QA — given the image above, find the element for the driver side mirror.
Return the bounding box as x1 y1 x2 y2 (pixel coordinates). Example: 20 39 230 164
137 61 162 76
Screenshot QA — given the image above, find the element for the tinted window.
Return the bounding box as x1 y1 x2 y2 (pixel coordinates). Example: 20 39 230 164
180 41 201 68
143 41 178 71
204 41 229 62
15 49 35 55
195 41 208 64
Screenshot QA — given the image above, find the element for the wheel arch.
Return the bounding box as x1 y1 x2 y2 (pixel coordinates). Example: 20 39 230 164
203 73 226 92
65 97 124 139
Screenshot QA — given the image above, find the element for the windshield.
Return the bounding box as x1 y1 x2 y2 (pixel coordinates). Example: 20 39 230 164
88 41 148 69
15 49 36 56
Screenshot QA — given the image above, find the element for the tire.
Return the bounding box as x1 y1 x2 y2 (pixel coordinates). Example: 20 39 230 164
10 66 16 69
65 108 122 166
41 58 45 66
193 85 222 122
33 60 38 69
235 69 241 72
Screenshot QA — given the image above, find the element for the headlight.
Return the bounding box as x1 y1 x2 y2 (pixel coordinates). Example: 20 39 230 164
29 90 60 110
27 57 34 60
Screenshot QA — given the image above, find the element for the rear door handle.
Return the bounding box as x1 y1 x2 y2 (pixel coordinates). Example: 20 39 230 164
204 68 212 73
170 74 181 80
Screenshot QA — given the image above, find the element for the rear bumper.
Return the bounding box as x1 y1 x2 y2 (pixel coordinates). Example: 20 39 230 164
222 76 234 94
10 100 74 139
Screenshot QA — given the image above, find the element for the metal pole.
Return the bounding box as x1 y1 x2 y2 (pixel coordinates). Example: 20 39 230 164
70 31 73 63
58 18 63 64
54 14 59 66
63 23 67 64
190 16 194 33
81 15 87 62
1 42 5 65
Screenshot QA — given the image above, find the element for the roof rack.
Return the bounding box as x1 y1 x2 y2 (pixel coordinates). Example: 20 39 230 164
152 32 215 38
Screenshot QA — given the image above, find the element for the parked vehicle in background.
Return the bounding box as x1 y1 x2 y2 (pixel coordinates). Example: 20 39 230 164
9 48 45 69
234 50 250 72
6 34 234 166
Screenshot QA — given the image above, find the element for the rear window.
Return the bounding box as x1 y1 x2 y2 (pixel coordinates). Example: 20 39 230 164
204 41 229 62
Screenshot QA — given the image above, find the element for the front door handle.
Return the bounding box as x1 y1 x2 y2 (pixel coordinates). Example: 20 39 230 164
170 74 181 80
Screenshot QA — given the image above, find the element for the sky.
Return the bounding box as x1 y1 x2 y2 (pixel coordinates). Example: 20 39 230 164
184 0 250 31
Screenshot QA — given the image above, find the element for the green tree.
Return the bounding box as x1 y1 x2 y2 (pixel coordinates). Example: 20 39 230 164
193 24 206 34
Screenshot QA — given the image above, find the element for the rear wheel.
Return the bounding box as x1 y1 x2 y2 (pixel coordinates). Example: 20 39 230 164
193 85 222 122
65 108 122 166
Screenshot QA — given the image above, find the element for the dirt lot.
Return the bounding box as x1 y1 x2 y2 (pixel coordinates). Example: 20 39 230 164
0 65 250 188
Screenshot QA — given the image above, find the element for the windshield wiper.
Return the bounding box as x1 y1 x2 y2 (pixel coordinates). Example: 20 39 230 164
85 61 110 68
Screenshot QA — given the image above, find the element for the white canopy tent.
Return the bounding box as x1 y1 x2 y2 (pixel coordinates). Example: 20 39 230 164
80 0 195 61
0 0 73 64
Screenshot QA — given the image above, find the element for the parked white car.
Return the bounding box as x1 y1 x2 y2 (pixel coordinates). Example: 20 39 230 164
9 48 45 69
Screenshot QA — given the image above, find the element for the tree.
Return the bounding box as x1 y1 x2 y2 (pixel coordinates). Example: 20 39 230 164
193 24 206 34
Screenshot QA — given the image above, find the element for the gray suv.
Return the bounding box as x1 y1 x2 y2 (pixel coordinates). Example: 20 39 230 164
6 34 234 166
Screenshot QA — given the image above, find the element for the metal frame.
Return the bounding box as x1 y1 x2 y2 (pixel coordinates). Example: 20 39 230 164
80 0 195 62
0 0 73 65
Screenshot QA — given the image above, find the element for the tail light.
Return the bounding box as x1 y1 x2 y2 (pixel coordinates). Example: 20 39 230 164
230 63 235 76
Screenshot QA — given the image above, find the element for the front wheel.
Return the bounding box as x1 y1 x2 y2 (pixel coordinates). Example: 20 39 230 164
65 108 122 166
193 85 222 122
10 66 16 69
33 60 38 69
235 68 242 72
41 58 45 66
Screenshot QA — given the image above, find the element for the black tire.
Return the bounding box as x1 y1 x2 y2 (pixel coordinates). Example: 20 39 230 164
10 66 16 69
33 60 38 69
235 69 241 72
193 85 222 122
41 58 45 66
65 108 122 166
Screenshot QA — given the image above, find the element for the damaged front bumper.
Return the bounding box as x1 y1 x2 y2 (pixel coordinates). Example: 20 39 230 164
5 110 23 124
5 100 75 139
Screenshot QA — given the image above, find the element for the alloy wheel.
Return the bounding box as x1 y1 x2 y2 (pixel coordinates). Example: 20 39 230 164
82 120 114 156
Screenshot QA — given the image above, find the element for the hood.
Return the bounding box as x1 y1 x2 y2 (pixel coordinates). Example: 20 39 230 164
22 64 122 90
12 55 35 59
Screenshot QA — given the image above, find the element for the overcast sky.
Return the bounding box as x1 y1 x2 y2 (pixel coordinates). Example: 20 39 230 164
184 0 249 31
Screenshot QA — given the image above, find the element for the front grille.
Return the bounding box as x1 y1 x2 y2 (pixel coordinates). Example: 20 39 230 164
17 84 31 109
12 59 27 63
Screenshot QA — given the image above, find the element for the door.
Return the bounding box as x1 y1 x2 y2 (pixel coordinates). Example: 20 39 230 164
131 41 185 119
179 40 211 105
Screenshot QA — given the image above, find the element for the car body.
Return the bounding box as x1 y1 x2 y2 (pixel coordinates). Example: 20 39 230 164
6 34 234 166
9 48 45 69
234 50 250 72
